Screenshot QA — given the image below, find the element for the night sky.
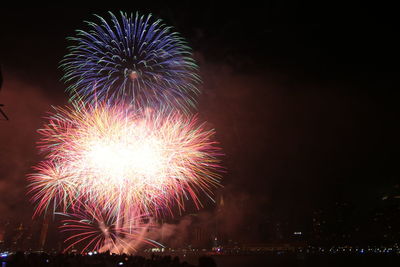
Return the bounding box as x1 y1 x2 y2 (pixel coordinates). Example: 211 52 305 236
0 5 399 246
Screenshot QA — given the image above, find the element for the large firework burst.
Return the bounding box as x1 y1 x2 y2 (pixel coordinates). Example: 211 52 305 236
61 12 200 111
29 101 222 218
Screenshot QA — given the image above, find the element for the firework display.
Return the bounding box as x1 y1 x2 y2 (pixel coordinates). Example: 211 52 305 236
61 11 200 111
29 11 222 253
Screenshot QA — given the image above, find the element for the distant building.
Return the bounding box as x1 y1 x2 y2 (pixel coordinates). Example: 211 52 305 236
11 223 26 251
39 215 50 250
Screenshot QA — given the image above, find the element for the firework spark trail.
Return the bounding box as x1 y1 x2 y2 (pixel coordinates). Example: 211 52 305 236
61 11 200 112
29 101 222 219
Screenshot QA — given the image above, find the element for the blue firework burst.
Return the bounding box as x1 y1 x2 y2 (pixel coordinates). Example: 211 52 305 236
61 11 200 111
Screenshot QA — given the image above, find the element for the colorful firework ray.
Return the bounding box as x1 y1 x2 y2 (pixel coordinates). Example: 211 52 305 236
29 101 222 218
27 161 77 217
59 204 162 254
61 11 200 111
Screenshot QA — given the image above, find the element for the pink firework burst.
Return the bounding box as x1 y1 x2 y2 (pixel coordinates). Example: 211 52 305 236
29 101 222 217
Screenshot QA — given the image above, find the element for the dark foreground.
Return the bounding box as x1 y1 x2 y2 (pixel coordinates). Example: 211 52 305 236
1 252 400 267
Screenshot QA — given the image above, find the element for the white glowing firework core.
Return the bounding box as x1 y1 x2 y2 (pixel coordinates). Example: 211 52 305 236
85 134 166 184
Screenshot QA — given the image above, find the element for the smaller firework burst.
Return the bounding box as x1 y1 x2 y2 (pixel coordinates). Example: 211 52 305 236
61 11 200 112
59 203 161 254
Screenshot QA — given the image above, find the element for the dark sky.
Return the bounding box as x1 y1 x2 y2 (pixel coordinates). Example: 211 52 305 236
0 5 399 244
